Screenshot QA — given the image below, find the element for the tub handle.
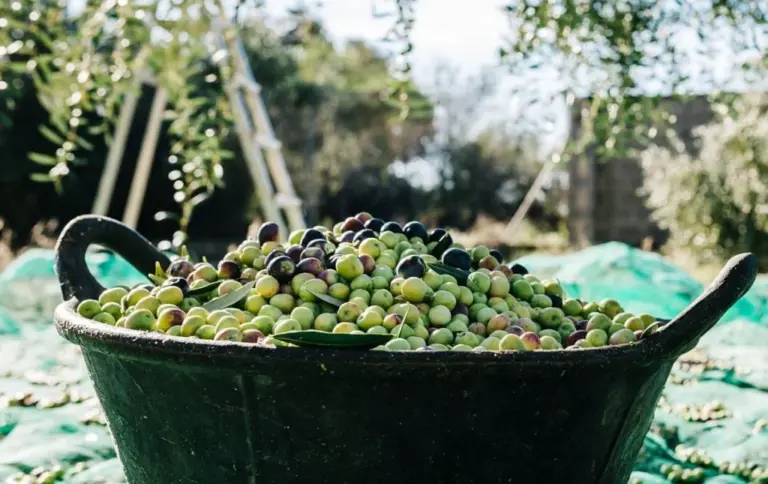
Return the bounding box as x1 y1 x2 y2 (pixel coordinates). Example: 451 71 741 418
55 215 171 301
650 252 757 357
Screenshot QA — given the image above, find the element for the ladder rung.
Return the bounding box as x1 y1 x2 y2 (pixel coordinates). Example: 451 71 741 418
275 193 302 207
235 73 261 94
254 133 282 150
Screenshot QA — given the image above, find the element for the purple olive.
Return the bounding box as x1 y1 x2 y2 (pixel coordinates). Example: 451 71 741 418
381 221 403 234
355 212 373 223
300 247 325 260
264 250 287 268
510 263 528 275
257 222 280 244
163 276 189 295
520 332 541 350
341 217 364 233
286 245 304 263
307 239 328 252
452 303 469 316
317 269 339 286
297 257 325 276
157 307 186 331
575 320 588 331
267 256 296 284
478 255 500 271
242 329 265 343
403 221 428 241
340 231 355 243
496 265 514 280
217 260 242 280
364 218 385 232
506 325 524 336
469 322 487 336
359 254 376 274
299 228 326 247
428 228 447 244
550 294 563 308
167 259 194 278
566 329 588 347
396 254 427 279
353 229 376 243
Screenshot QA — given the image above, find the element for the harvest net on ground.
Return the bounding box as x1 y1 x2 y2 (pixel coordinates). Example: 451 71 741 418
0 243 766 483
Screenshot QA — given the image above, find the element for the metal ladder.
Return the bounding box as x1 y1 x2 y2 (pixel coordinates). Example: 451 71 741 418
92 14 305 239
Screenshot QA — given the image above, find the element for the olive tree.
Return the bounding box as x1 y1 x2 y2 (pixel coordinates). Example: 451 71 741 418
640 94 768 270
1 0 766 242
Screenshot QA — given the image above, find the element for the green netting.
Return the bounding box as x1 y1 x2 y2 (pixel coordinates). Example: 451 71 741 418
0 243 766 483
515 242 767 322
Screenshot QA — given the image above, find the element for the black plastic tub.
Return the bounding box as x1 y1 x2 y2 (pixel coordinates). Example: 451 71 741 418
53 215 758 484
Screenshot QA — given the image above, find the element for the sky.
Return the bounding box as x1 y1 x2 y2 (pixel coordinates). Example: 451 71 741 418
270 0 509 85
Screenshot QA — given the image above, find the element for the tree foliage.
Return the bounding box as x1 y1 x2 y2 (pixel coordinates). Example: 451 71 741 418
2 0 768 249
0 2 434 242
501 0 767 161
0 4 439 245
640 94 768 270
420 63 552 231
255 19 433 224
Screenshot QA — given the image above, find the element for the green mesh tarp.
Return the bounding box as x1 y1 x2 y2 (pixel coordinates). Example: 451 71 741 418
0 243 767 483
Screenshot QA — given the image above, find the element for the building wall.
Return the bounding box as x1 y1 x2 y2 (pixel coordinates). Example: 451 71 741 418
568 96 715 248
592 155 663 246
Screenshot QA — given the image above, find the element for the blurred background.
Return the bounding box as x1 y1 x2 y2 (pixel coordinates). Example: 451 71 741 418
0 0 767 275
1 3 768 483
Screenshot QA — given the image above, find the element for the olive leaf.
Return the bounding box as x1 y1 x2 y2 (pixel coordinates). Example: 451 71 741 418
427 262 469 285
187 280 224 297
148 274 167 286
179 245 190 260
308 290 344 308
395 305 412 339
272 330 392 349
203 281 255 311
155 261 166 278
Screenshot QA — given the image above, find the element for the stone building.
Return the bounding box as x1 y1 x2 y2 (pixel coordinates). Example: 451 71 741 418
567 96 715 248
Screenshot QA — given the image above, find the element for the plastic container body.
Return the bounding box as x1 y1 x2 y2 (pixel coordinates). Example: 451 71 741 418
53 215 758 484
